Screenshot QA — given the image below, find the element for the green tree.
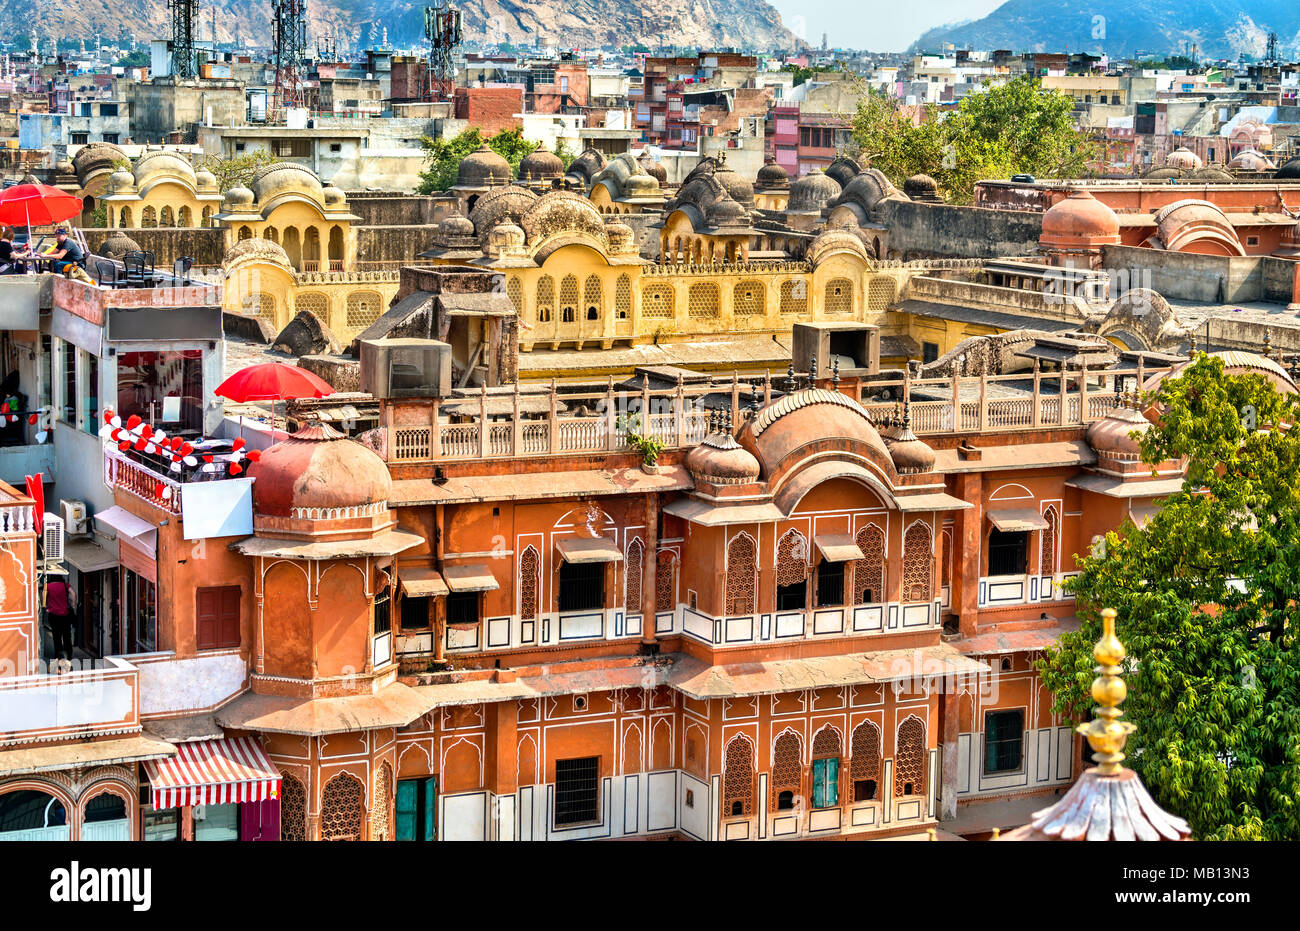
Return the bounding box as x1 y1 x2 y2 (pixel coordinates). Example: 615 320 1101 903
198 150 278 191
850 75 1097 203
1039 355 1300 840
553 138 577 172
414 127 540 195
114 50 149 69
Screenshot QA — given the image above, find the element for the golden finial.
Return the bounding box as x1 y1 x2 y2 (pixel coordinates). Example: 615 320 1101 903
926 827 937 841
1077 607 1136 775
990 827 1001 840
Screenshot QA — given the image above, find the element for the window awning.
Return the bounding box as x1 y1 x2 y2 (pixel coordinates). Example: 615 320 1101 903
555 537 624 564
814 534 866 563
442 563 500 593
400 568 449 598
987 508 1050 533
94 506 158 558
143 737 281 810
62 538 118 573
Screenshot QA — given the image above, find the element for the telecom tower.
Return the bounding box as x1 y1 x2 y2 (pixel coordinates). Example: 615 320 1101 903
169 0 199 79
424 2 462 101
272 0 308 113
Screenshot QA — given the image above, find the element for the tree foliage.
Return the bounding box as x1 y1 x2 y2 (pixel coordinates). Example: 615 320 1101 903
1039 355 1300 840
198 150 278 192
414 127 539 195
849 75 1097 203
781 63 841 87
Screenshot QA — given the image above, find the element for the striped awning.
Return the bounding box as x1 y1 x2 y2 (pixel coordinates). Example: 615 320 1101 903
144 737 281 810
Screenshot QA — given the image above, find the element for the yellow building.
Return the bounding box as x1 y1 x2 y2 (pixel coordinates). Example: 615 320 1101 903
100 150 223 229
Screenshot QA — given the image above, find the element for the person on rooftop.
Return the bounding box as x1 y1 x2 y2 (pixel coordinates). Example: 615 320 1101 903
44 228 84 274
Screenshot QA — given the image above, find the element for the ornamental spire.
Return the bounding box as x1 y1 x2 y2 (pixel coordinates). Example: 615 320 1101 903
1077 607 1136 775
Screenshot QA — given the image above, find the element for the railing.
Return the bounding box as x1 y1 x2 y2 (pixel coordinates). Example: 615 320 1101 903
386 365 1174 464
0 503 36 535
105 448 182 514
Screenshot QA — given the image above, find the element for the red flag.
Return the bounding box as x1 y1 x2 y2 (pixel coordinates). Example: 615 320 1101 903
24 473 44 535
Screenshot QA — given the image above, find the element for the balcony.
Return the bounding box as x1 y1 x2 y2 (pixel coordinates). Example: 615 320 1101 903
104 447 255 537
0 656 140 747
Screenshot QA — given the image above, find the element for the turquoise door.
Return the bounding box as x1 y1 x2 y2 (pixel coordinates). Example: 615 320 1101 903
396 777 437 841
811 758 839 809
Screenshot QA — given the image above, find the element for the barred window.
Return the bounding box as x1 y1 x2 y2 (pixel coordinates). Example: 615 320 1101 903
584 275 603 321
506 277 524 314
625 538 644 613
241 292 276 320
894 716 926 797
850 720 881 801
776 529 809 611
941 529 953 589
370 762 393 841
320 772 365 841
641 283 674 318
687 281 720 318
537 275 554 323
554 756 600 826
346 291 383 331
725 534 757 615
866 277 897 314
779 279 807 314
901 523 934 602
280 773 307 841
824 277 853 314
295 292 329 320
655 550 676 612
1040 506 1058 576
770 731 802 809
733 280 765 315
519 546 540 621
722 735 755 817
853 524 885 604
560 274 579 324
615 274 632 319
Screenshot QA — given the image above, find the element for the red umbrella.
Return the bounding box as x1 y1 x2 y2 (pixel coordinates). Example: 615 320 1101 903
215 363 335 402
0 183 83 230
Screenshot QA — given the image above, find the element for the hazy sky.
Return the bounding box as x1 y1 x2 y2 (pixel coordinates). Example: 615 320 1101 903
766 0 1008 52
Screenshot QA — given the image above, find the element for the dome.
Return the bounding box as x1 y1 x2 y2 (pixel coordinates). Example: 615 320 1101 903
1140 167 1182 180
1274 157 1300 180
195 168 218 191
787 168 842 213
622 173 661 198
1190 167 1235 182
1040 190 1121 248
604 221 634 252
132 150 197 187
904 174 939 200
884 424 935 474
97 230 142 259
520 189 607 245
519 144 564 183
1086 404 1150 459
457 143 512 188
756 159 789 189
1227 148 1275 171
322 184 347 205
1165 146 1202 171
706 195 749 228
251 161 325 207
713 162 755 208
824 156 862 189
738 388 894 479
835 169 901 215
223 236 292 268
223 185 255 208
71 141 127 184
55 159 75 174
639 158 667 184
488 222 526 253
468 184 538 246
107 169 135 193
1151 199 1243 255
441 214 475 237
248 422 392 517
566 148 607 184
685 431 761 485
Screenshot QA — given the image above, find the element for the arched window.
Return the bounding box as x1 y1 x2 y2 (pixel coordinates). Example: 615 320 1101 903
941 529 953 590
725 534 757 616
304 226 321 268
559 274 579 323
770 731 802 810
80 791 130 841
722 735 755 817
0 789 69 841
733 280 765 315
853 524 885 604
518 546 540 620
901 523 934 602
177 205 192 227
295 292 329 320
506 277 523 314
687 281 720 318
655 550 677 613
119 206 132 227
810 726 842 809
141 206 157 228
640 282 674 318
328 225 344 265
824 277 853 314
583 274 603 322
776 530 809 611
894 716 927 798
201 206 212 226
779 279 807 314
265 226 279 244
237 225 251 241
615 274 632 319
625 538 644 614
160 205 174 227
280 773 307 841
320 772 365 841
1040 506 1058 576
346 291 383 331
370 762 393 841
536 275 554 323
850 720 881 801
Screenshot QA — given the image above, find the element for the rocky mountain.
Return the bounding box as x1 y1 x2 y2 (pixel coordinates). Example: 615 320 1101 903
14 0 801 54
911 0 1300 60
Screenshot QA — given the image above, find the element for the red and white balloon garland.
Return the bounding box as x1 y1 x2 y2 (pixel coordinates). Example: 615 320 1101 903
99 408 261 500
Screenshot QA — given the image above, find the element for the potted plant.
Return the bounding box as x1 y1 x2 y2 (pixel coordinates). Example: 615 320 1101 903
620 414 666 474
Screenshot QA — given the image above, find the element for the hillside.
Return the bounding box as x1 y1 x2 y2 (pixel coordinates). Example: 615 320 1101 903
910 0 1300 60
14 0 802 54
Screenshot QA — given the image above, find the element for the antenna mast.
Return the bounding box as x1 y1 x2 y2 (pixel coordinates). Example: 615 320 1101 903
424 2 462 101
272 0 308 116
169 0 199 79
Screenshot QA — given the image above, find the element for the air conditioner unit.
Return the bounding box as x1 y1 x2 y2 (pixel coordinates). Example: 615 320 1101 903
60 499 89 537
360 338 453 399
42 514 65 562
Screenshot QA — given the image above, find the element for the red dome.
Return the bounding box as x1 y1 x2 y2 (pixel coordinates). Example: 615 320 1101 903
1040 190 1121 249
248 422 392 517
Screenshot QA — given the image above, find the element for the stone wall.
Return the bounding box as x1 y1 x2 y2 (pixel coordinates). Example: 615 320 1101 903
356 225 439 265
346 193 456 226
84 227 227 267
1100 244 1284 304
878 200 1044 259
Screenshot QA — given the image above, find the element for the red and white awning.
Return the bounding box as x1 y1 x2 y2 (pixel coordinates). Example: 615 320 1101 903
144 737 281 810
